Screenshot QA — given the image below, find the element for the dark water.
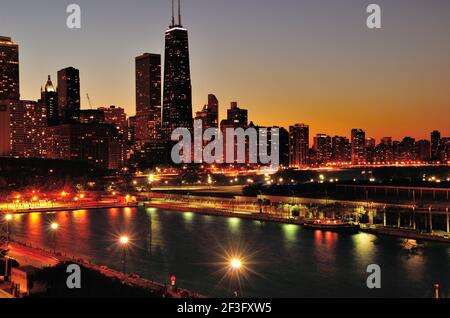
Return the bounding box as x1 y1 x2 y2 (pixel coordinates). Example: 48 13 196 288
8 207 450 298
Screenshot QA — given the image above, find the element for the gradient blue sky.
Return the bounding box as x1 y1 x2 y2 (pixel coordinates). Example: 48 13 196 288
1 0 449 140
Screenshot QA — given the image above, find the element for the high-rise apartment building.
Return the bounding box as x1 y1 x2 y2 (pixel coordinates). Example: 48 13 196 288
135 53 162 144
57 67 80 123
0 36 19 100
351 129 366 165
289 124 309 168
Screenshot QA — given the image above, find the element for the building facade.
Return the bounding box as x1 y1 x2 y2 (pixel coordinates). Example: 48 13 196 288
351 129 366 165
135 53 162 145
46 123 123 170
162 18 193 139
289 124 309 168
40 75 59 126
57 67 80 123
0 36 19 101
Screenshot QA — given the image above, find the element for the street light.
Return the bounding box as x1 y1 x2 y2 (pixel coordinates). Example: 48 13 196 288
230 258 242 297
119 235 129 274
230 259 242 270
50 222 59 253
434 283 440 299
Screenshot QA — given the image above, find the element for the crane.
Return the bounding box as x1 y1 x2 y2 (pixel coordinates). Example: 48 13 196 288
86 93 93 109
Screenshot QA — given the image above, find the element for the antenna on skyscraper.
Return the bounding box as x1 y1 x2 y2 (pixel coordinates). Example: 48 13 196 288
171 0 175 27
178 0 182 26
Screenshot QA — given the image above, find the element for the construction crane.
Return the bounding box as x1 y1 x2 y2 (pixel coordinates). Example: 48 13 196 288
86 93 93 109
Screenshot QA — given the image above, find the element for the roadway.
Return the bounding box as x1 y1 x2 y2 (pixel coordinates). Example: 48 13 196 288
7 244 59 268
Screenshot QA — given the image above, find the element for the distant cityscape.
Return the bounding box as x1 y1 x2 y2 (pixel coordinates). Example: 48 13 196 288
0 8 449 171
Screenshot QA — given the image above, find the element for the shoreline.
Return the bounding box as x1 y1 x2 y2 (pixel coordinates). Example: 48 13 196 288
1 202 138 215
4 241 205 298
145 201 450 243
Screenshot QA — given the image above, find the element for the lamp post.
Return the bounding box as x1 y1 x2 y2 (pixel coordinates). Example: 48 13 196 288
50 222 59 253
230 258 242 298
434 283 440 299
119 236 129 274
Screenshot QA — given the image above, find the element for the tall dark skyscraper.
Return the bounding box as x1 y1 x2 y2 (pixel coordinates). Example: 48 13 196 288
289 124 309 168
57 67 80 123
0 36 20 100
41 75 59 126
162 0 193 139
351 129 366 165
431 130 441 161
135 53 162 144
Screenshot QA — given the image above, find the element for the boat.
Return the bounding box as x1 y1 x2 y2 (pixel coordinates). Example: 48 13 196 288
302 218 360 234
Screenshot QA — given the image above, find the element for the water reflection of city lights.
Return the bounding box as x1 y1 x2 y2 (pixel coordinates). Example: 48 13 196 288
183 212 194 222
282 224 299 242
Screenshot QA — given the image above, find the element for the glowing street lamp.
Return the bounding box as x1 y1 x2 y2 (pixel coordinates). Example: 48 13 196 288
230 258 243 297
120 236 129 245
119 235 129 274
230 259 242 270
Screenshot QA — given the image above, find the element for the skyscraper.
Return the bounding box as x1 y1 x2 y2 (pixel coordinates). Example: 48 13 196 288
0 36 19 100
57 67 80 123
135 53 162 144
331 136 351 163
195 94 219 130
375 137 393 163
5 100 24 157
40 75 59 126
220 102 248 129
289 124 309 168
220 102 249 163
431 130 441 161
313 134 332 165
100 105 127 137
0 100 13 156
162 0 193 139
351 129 366 165
46 123 123 170
415 139 431 162
21 100 48 158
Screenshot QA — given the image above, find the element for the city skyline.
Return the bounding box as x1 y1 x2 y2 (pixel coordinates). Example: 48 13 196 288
1 0 449 140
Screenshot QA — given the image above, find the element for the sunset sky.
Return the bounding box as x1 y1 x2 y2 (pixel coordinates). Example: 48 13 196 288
1 0 449 141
